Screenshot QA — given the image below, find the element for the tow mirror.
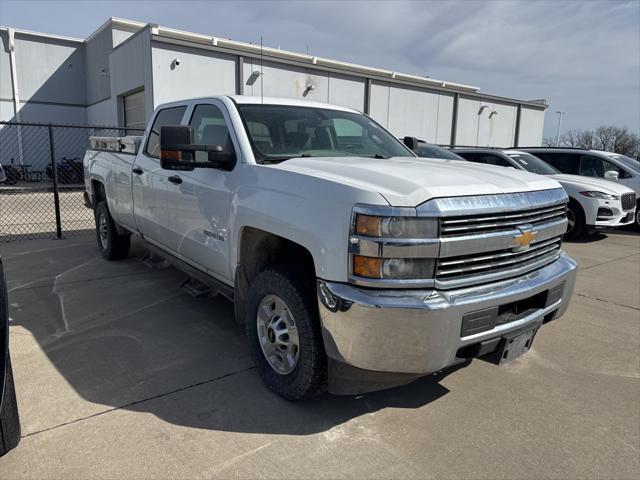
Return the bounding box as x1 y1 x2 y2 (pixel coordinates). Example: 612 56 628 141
403 136 419 151
604 170 619 181
160 125 236 171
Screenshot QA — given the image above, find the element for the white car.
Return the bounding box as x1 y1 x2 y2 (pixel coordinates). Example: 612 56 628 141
455 149 636 238
520 148 640 229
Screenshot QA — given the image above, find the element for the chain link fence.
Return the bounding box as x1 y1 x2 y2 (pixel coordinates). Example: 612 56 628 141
0 121 144 242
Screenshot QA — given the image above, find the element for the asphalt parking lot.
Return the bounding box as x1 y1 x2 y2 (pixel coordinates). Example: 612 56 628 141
0 231 638 479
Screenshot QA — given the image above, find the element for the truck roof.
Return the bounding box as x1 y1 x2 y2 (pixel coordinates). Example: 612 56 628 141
157 95 360 113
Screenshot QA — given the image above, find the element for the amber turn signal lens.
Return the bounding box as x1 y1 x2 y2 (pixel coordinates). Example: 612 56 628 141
160 150 181 161
353 255 382 278
355 214 381 237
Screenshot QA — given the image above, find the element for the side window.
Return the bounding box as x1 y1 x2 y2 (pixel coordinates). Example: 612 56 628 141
189 104 234 161
538 153 579 174
478 154 511 167
579 155 630 179
460 152 482 163
144 106 187 158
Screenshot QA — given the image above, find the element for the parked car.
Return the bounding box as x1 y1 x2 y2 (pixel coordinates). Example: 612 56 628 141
46 157 84 184
0 253 21 456
84 96 577 400
454 148 636 239
0 164 5 184
518 148 640 229
402 138 466 160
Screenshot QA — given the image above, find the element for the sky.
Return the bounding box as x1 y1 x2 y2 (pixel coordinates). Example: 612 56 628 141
1 0 638 139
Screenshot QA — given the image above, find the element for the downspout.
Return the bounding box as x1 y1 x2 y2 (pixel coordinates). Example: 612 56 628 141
7 28 24 165
514 103 522 147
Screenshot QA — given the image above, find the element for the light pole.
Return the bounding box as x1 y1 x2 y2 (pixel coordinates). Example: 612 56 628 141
555 111 566 146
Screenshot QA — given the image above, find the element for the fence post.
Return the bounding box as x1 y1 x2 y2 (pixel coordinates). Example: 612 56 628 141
48 124 62 239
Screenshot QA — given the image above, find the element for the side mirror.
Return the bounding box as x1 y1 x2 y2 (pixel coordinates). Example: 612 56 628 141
160 125 236 171
604 170 619 181
403 136 419 151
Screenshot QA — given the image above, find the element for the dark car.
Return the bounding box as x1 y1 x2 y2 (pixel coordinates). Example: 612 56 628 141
0 254 20 456
402 137 466 160
46 157 85 184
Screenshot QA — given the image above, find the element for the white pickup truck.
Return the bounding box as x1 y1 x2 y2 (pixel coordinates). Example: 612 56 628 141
84 95 577 400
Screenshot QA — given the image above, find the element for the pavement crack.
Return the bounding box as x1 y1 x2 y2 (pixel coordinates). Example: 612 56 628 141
575 292 640 311
577 252 640 272
21 365 256 439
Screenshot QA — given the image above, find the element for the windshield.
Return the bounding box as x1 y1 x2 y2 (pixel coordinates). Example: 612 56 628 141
506 152 560 175
415 143 465 160
605 153 640 173
236 104 414 163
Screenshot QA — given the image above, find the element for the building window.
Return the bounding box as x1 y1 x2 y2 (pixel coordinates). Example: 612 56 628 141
123 90 146 130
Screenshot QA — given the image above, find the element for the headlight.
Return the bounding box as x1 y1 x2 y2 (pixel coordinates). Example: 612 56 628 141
579 191 619 200
353 256 436 279
354 214 438 238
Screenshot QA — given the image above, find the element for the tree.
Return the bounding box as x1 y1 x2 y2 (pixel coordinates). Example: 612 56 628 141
545 126 639 157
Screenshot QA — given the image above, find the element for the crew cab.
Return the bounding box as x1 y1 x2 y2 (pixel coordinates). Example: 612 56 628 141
84 96 577 399
454 148 637 238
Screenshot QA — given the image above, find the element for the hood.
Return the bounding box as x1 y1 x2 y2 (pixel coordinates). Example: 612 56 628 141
273 156 560 206
549 174 634 195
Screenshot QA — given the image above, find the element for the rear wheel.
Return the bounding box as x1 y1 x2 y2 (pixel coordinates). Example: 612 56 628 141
565 200 585 239
0 353 21 456
246 267 326 400
94 201 131 260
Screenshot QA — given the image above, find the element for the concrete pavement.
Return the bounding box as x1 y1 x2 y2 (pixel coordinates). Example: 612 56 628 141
0 231 638 479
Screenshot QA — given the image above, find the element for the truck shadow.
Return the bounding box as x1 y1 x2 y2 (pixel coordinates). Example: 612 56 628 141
5 237 464 436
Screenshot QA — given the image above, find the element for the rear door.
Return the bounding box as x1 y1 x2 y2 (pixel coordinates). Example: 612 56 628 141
165 100 238 283
132 105 187 244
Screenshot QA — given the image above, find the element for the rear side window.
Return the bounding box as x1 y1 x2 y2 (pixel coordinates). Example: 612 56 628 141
144 106 187 158
535 153 579 174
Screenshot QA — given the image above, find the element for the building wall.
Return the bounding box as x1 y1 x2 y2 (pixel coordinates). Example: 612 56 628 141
108 29 153 126
518 106 546 146
0 20 547 147
242 58 366 111
368 81 455 144
456 96 519 148
152 42 236 105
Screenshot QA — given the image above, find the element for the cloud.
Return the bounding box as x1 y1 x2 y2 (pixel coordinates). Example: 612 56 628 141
1 0 638 137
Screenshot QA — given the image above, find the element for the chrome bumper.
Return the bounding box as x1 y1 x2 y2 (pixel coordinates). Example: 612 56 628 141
317 252 577 375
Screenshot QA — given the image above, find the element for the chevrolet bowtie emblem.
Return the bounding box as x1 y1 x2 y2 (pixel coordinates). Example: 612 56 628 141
513 230 537 249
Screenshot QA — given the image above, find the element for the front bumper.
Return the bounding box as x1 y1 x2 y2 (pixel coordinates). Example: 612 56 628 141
317 252 577 382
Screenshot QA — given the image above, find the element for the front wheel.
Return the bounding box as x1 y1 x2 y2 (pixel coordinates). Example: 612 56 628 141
246 267 327 400
565 200 585 239
94 201 131 260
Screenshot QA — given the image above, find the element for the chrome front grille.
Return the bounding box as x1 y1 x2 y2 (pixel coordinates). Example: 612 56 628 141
621 192 636 211
436 236 563 285
440 204 566 237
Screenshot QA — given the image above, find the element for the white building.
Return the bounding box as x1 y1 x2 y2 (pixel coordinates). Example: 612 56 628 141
0 17 547 148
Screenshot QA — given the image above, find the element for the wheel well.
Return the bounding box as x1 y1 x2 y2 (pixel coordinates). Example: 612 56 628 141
234 227 316 324
568 197 585 219
92 180 106 206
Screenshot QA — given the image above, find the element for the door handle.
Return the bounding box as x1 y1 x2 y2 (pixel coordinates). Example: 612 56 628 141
168 175 182 185
132 167 143 175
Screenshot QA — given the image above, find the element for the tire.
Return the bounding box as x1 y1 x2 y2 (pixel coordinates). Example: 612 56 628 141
94 201 131 260
245 266 326 400
565 199 585 239
0 353 21 457
634 202 640 231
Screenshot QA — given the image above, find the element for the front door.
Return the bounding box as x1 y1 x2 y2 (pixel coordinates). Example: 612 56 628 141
165 101 237 283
